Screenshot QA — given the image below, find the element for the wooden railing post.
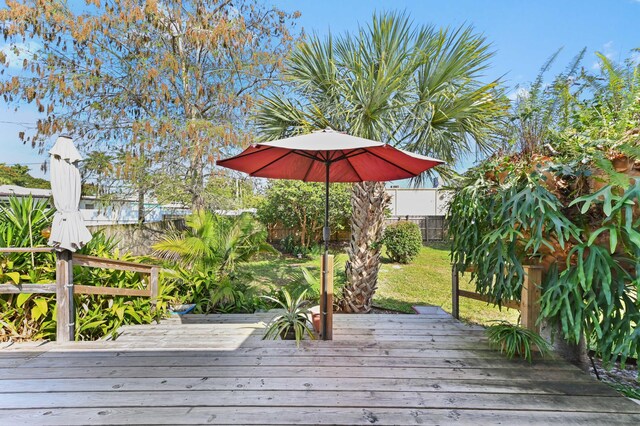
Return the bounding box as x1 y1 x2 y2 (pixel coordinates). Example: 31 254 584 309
451 264 459 319
521 266 542 333
320 255 334 340
55 250 74 342
150 267 159 313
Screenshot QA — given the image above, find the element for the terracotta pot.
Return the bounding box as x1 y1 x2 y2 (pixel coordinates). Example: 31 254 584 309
280 328 296 340
312 313 321 334
612 156 631 173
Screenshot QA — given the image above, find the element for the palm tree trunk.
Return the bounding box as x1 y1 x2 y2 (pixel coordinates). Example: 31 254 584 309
340 181 390 313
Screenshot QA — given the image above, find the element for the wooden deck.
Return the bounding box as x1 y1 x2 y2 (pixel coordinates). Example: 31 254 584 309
0 309 638 425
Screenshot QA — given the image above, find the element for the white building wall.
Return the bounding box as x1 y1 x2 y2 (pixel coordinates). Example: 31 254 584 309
79 199 189 226
386 188 451 217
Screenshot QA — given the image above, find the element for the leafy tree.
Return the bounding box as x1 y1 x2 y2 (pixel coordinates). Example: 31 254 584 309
0 163 49 189
202 172 261 211
256 180 351 249
256 12 506 312
0 0 299 211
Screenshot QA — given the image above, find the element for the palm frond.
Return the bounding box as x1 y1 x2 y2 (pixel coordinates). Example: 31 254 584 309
256 12 506 176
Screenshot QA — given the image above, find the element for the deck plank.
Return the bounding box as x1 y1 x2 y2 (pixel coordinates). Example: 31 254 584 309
1 407 639 426
0 377 618 396
0 390 637 413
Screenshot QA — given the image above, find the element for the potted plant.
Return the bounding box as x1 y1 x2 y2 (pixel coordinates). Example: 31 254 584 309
486 321 551 363
262 288 315 345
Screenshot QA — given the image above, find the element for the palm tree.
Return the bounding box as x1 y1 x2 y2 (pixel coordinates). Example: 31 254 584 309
256 12 507 312
153 211 273 276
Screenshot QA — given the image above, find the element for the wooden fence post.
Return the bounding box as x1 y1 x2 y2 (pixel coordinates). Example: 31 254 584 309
150 267 159 314
55 250 74 342
521 266 542 333
320 255 334 340
451 264 459 319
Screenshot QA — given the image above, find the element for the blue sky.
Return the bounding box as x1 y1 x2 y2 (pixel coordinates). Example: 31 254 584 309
1 0 639 179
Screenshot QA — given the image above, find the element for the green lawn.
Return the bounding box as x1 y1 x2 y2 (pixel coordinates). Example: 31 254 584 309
376 245 519 325
240 244 519 326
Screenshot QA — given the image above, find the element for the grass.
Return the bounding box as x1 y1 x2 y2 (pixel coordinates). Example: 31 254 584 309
376 244 519 325
241 244 519 326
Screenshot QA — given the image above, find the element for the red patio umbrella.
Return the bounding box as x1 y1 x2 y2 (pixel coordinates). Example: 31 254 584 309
217 129 444 339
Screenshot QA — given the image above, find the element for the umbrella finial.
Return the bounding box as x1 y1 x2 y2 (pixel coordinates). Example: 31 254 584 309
49 135 83 163
312 127 337 134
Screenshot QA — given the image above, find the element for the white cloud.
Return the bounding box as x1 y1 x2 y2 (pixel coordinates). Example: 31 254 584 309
508 87 530 101
592 41 616 70
0 41 41 69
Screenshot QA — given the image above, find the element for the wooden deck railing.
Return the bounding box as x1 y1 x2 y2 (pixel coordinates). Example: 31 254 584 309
0 247 159 342
452 264 542 332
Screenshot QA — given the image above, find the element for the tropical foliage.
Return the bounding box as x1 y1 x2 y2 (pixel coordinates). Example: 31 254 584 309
0 196 167 341
448 51 640 366
153 210 274 275
153 210 277 314
256 11 507 312
486 321 551 363
0 196 55 285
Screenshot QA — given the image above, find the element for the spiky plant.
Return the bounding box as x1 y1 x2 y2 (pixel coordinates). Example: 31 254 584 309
262 289 315 346
153 211 274 275
486 321 551 363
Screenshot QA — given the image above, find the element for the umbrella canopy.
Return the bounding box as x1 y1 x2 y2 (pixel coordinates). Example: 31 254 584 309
47 136 92 252
217 130 443 182
218 129 444 340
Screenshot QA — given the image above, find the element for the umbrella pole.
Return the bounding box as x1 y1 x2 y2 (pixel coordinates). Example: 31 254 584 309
322 161 330 341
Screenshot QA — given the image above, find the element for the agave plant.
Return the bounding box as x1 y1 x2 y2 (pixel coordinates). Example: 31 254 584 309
262 288 315 346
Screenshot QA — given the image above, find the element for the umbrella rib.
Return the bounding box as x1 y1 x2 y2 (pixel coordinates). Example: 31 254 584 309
249 150 297 176
328 149 367 163
294 150 325 162
343 150 364 182
302 156 316 182
366 149 422 177
217 145 276 165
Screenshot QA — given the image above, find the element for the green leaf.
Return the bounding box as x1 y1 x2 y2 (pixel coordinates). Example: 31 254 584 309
16 292 31 308
587 227 607 247
5 272 20 284
34 298 48 317
609 228 617 254
30 298 49 321
115 306 125 321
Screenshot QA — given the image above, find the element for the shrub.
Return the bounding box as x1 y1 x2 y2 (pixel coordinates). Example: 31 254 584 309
382 221 423 264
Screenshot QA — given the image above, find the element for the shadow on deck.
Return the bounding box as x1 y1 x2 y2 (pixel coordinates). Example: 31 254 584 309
0 311 638 425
